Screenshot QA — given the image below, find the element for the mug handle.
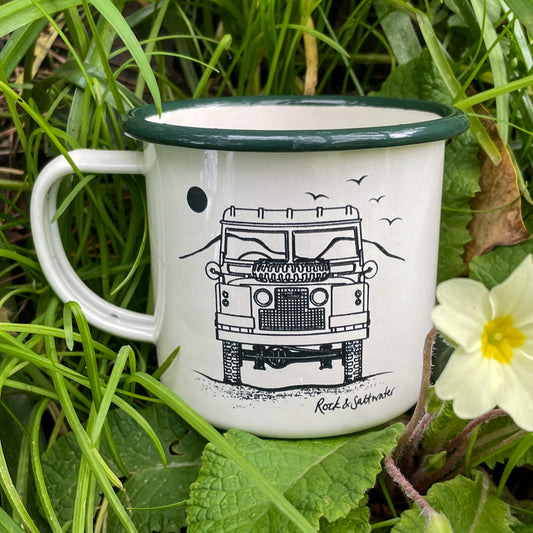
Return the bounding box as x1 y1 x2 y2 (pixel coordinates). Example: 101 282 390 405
31 149 157 343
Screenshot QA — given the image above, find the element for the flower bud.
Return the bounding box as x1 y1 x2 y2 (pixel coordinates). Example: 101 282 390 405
425 512 453 533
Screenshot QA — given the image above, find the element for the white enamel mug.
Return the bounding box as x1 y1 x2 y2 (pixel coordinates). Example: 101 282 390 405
31 96 468 438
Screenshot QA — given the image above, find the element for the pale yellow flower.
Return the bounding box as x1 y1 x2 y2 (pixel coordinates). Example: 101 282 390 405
432 255 533 431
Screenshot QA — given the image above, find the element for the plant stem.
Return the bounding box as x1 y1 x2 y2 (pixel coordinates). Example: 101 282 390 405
384 455 435 515
393 327 436 461
402 412 436 476
444 408 506 453
371 517 400 529
471 429 527 467
414 408 508 491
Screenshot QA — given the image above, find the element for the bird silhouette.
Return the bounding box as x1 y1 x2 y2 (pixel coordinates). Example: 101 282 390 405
380 217 402 226
369 195 385 203
305 192 329 201
346 175 368 185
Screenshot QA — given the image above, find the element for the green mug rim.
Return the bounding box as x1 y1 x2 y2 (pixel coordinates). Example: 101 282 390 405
122 95 469 152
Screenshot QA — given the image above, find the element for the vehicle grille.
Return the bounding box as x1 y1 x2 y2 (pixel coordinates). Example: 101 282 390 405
259 288 325 331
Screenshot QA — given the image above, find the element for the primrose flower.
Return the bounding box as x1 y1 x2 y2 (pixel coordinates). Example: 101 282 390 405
432 255 533 431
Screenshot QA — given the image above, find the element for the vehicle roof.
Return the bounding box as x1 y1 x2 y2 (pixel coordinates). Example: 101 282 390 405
221 205 361 225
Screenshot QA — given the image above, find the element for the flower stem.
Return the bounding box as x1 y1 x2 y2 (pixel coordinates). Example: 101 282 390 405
416 408 508 490
402 412 436 476
384 455 435 514
393 327 437 461
471 429 528 468
444 408 506 453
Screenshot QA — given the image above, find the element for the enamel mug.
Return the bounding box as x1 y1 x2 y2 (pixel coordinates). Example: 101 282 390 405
31 96 468 437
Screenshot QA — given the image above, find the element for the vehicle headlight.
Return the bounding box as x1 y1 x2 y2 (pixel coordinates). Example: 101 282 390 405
254 288 273 307
310 288 329 306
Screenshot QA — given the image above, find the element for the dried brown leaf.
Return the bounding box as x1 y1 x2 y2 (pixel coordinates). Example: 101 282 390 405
463 108 529 266
303 14 318 95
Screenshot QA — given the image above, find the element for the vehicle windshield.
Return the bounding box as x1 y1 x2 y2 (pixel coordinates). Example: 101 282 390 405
224 229 288 262
293 228 359 261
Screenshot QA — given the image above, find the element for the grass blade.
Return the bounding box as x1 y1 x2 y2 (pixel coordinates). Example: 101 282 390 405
192 34 231 98
0 80 83 177
0 359 39 533
129 372 316 533
470 0 509 143
0 0 80 37
415 11 501 165
30 400 63 533
497 432 533 496
44 305 138 531
0 508 27 533
454 73 533 109
88 345 131 443
286 23 349 58
0 20 47 78
89 0 161 112
134 0 170 99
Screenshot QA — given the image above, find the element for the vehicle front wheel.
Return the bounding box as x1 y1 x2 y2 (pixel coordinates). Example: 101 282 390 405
222 341 242 384
342 340 363 383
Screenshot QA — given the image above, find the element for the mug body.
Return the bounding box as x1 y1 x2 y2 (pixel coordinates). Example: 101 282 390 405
124 96 468 438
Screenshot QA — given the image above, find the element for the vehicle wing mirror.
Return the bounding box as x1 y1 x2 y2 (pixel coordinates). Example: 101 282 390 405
363 260 378 279
206 261 223 280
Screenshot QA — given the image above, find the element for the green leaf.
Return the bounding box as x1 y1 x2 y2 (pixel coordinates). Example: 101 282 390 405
106 405 205 533
472 415 529 469
40 431 80 524
505 0 533 34
376 50 481 281
439 131 481 282
469 240 533 288
374 0 421 65
319 501 370 533
129 372 316 533
422 451 447 475
422 397 467 453
505 497 533 532
376 49 450 104
41 404 206 531
441 131 481 220
186 424 403 532
391 471 517 533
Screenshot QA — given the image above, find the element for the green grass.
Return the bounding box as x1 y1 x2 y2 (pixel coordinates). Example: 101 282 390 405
1 1 533 531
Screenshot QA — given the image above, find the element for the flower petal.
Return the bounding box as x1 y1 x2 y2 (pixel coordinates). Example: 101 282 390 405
432 279 491 350
435 347 499 419
490 255 533 328
497 353 533 431
514 323 533 360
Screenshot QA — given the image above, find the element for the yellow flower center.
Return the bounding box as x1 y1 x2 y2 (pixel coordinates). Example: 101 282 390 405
481 315 525 364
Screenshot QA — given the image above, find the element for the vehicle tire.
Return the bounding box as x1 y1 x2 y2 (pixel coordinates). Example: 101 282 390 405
222 341 242 384
342 340 363 383
253 259 330 283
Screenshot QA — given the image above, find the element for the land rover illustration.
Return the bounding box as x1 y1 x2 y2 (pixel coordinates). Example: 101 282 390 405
205 205 378 386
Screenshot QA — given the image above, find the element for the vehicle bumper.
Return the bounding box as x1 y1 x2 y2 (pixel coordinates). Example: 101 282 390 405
216 325 369 346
